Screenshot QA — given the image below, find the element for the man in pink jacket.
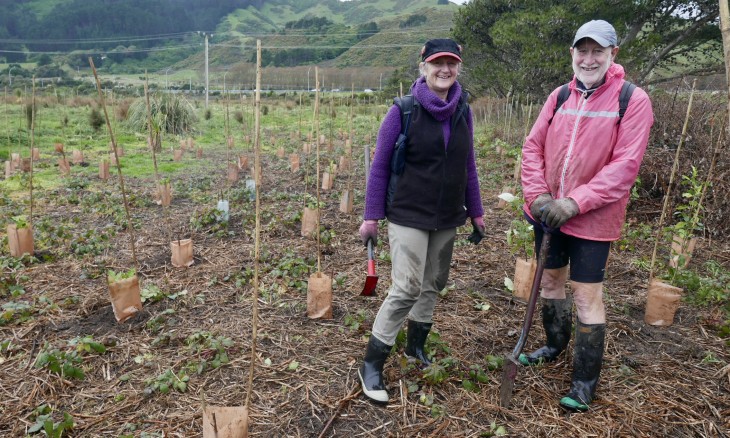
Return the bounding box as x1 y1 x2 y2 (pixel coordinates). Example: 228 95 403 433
519 19 653 412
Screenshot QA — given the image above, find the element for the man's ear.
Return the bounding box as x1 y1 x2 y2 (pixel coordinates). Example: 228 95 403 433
611 46 620 58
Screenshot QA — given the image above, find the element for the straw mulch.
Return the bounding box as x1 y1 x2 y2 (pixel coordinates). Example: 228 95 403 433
0 139 728 437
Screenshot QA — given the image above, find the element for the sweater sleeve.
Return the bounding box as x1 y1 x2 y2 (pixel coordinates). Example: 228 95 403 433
363 105 401 220
464 107 484 218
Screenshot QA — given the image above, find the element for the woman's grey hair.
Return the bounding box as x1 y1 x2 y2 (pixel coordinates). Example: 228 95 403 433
418 60 463 77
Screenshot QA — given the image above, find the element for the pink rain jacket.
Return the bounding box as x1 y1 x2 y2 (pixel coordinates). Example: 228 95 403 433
521 63 654 241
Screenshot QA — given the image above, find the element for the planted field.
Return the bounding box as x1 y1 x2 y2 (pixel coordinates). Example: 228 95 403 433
0 90 728 437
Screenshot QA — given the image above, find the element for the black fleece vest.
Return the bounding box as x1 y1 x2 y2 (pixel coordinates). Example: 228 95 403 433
385 103 470 230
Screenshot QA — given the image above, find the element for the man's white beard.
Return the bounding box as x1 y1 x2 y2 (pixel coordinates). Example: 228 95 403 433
573 55 612 89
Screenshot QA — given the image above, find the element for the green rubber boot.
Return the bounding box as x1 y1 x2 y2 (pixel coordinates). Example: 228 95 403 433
519 297 572 366
559 321 606 412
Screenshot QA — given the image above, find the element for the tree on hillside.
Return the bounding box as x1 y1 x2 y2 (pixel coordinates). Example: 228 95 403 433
452 0 721 97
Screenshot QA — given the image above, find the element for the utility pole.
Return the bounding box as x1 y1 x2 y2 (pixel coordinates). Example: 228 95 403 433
198 31 213 109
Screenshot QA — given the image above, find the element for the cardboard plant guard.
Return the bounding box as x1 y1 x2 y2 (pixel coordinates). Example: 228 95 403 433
58 158 71 176
307 271 333 319
301 207 318 237
321 171 333 190
158 181 172 207
8 224 34 257
108 273 143 323
228 163 239 182
512 258 536 301
289 154 300 172
99 160 110 180
203 406 249 438
644 279 682 326
72 149 84 164
339 189 353 214
171 238 194 267
238 155 248 171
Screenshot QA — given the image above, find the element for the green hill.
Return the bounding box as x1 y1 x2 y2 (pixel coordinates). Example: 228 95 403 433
0 0 462 69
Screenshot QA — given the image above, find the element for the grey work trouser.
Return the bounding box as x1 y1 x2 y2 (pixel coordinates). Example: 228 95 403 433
371 222 457 346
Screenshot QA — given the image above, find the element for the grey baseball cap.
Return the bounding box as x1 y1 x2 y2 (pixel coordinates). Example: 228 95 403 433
572 20 617 47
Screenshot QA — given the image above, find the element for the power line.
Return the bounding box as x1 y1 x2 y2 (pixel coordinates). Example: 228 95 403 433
0 27 452 47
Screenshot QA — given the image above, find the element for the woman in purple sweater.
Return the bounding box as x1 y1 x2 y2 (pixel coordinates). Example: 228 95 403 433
357 38 485 404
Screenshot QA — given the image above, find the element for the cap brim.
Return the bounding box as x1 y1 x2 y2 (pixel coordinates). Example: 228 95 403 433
424 52 462 63
572 35 611 48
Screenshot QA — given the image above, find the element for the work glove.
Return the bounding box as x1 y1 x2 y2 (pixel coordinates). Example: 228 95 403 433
359 220 378 246
529 193 553 221
540 198 580 228
467 216 486 245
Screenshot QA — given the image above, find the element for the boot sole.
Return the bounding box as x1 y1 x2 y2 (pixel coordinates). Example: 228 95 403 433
357 369 389 404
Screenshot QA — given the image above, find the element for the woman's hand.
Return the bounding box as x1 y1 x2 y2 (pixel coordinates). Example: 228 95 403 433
359 220 378 246
468 216 486 244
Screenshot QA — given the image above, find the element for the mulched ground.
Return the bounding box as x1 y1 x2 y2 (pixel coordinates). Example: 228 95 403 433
1 133 728 437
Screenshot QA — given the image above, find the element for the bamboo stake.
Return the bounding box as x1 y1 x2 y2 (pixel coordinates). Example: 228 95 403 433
298 93 303 139
347 84 354 193
144 73 162 186
225 83 231 167
328 90 334 151
28 77 36 227
689 122 726 239
315 67 322 272
245 39 263 416
513 102 533 182
89 57 138 267
648 79 696 281
144 74 172 245
4 86 8 151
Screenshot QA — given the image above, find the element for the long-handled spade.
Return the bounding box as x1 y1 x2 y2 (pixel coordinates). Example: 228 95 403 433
361 238 378 296
499 230 552 407
359 143 378 296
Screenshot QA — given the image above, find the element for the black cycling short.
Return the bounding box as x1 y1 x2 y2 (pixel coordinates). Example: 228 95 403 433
526 213 611 283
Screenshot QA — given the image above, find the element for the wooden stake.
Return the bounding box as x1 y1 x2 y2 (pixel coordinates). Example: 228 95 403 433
244 39 264 424
29 76 36 228
89 57 138 268
648 79 696 281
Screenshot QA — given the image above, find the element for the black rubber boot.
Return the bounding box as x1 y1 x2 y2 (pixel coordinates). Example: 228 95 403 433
519 297 572 365
404 320 433 368
358 336 393 403
560 321 606 412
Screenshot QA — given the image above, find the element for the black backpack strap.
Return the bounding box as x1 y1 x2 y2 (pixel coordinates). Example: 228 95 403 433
391 95 415 175
548 83 571 125
394 94 415 135
617 81 636 124
450 90 470 132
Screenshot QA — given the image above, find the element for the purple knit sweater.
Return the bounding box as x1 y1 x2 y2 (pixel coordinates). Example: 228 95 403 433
363 77 484 222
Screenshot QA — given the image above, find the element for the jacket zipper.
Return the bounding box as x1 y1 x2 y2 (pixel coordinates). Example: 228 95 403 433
559 91 588 198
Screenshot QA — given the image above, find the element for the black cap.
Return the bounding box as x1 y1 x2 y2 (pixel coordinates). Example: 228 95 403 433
421 39 462 63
